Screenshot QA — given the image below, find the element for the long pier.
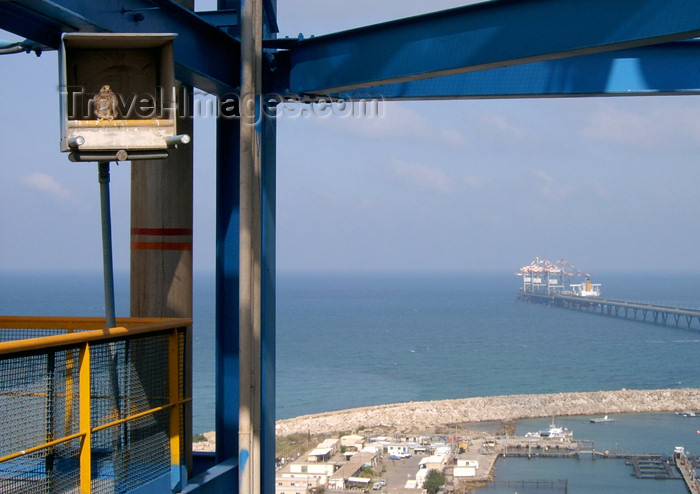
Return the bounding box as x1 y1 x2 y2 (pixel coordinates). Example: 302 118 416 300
677 452 700 493
518 291 700 331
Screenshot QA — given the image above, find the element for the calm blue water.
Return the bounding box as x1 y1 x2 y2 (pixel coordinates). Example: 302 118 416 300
277 271 700 419
1 269 699 492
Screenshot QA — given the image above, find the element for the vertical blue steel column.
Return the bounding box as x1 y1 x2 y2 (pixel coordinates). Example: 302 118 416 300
215 2 276 491
260 99 276 494
216 0 242 472
261 4 278 492
214 110 275 491
216 114 241 467
216 104 275 492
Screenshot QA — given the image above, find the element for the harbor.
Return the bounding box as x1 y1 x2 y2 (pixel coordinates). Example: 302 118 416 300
273 417 700 493
270 394 700 493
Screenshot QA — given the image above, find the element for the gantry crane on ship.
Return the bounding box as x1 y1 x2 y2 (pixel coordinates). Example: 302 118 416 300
516 257 601 297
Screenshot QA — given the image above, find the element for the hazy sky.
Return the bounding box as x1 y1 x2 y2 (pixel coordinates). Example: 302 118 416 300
2 1 700 275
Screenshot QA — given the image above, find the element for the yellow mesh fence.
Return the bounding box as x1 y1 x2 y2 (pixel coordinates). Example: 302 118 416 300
0 317 190 494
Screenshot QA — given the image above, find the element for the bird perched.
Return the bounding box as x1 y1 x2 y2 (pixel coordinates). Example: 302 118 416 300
92 84 118 121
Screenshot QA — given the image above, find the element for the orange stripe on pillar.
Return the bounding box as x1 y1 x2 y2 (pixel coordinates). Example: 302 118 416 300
131 228 193 251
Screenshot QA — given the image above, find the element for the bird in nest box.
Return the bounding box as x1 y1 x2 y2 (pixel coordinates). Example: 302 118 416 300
92 85 119 121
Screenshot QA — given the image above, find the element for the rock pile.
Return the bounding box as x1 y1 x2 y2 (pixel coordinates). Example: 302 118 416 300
275 388 700 436
191 388 700 451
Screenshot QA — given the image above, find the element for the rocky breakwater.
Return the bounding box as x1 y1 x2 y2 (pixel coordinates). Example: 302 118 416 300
275 388 700 437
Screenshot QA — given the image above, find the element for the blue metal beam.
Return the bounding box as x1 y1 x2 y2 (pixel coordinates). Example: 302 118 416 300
284 0 700 96
0 0 241 94
335 41 700 100
215 114 241 466
197 10 240 31
211 0 277 35
213 44 277 494
260 107 277 494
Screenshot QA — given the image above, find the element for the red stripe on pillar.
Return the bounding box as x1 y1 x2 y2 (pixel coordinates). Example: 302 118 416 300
131 242 193 251
131 228 193 236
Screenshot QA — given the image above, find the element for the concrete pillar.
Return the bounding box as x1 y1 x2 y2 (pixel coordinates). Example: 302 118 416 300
129 0 195 479
130 87 194 474
130 85 193 319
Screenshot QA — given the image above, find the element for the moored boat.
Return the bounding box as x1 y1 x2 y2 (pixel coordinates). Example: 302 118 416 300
526 419 573 439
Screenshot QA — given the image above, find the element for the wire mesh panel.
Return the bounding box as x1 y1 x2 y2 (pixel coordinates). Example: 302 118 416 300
0 438 81 494
0 329 72 342
90 334 169 426
0 321 189 494
177 328 186 463
90 410 170 494
89 333 172 493
0 349 81 493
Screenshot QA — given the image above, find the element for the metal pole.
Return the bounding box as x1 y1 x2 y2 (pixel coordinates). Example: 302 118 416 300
239 0 262 492
98 161 116 329
98 160 123 490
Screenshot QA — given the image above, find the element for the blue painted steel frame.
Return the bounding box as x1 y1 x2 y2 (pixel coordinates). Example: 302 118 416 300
215 115 241 471
284 0 700 95
0 0 241 94
214 107 276 494
214 4 276 494
333 42 700 100
259 104 277 494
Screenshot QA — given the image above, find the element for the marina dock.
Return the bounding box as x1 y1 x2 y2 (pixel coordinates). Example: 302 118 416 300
495 432 700 483
626 456 679 479
676 450 700 493
496 436 699 490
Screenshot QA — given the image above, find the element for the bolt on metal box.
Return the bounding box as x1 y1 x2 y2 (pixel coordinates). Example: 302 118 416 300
59 33 178 155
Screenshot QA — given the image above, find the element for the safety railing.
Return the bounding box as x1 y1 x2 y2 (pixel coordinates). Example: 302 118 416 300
0 316 192 493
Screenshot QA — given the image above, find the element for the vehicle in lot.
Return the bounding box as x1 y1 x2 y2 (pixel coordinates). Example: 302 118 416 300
388 453 411 460
372 482 382 490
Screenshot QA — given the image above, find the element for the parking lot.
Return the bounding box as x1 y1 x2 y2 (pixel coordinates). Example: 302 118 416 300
380 453 422 488
329 453 425 493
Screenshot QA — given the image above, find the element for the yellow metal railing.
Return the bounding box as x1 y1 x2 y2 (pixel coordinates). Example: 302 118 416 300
0 316 192 493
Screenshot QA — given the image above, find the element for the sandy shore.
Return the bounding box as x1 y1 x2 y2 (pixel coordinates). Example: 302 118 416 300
192 388 700 451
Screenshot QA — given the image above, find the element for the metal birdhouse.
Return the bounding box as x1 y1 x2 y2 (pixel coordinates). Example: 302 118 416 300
59 33 185 161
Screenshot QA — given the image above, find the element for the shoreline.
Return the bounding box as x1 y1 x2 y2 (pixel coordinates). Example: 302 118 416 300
192 388 700 451
274 388 700 436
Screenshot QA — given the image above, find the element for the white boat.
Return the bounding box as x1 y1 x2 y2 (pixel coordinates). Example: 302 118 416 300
589 415 615 423
528 419 572 439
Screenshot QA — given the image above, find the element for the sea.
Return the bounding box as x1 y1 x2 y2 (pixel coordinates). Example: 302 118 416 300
1 269 699 493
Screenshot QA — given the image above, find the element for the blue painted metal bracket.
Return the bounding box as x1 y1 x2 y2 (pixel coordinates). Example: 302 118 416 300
283 0 700 96
196 10 239 32
333 41 700 100
0 0 241 94
180 456 239 494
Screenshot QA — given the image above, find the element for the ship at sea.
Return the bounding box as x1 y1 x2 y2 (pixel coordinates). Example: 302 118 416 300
516 257 601 298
